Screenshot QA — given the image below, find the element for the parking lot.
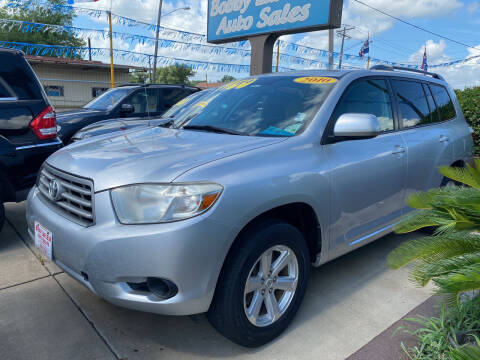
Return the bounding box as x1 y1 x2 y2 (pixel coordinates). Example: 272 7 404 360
1 202 435 360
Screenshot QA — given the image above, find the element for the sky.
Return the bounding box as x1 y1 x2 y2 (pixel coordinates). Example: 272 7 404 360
64 0 480 88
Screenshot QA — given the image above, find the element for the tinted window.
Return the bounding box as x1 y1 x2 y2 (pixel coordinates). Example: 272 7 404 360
0 53 43 100
84 88 132 110
162 90 209 118
422 84 439 123
145 89 159 113
430 84 456 121
392 80 431 128
179 76 336 137
160 88 189 110
120 89 159 114
333 79 394 132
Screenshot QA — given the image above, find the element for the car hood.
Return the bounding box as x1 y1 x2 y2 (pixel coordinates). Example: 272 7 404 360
56 108 105 124
47 127 287 192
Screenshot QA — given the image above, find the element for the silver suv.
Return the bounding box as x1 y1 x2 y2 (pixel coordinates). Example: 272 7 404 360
27 68 474 347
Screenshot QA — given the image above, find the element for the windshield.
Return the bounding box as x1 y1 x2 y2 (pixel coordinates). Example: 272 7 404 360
175 76 337 137
162 90 209 118
84 88 133 110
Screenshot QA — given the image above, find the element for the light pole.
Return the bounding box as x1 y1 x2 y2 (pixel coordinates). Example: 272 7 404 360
152 4 191 83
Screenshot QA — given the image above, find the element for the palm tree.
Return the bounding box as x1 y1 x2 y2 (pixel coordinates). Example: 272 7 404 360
388 159 480 305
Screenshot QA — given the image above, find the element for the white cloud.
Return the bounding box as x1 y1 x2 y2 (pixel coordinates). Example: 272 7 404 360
347 0 463 19
409 40 450 64
407 41 480 89
467 1 479 14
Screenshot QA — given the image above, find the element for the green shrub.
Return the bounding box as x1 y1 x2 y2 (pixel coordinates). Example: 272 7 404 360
455 87 480 153
398 298 480 360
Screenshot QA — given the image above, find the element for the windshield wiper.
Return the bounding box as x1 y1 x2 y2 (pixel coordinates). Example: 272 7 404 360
158 119 175 128
182 125 245 136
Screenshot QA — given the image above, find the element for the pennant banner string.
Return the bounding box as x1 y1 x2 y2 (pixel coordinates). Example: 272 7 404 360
4 1 478 70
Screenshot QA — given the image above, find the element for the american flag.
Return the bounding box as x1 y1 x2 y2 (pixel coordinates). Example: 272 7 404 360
359 38 370 58
421 46 428 71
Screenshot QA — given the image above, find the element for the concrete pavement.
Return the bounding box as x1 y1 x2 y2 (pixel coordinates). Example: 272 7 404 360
0 202 435 359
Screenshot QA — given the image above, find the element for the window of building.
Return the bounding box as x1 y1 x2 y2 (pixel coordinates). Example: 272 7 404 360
92 87 109 98
332 79 394 132
44 85 64 97
391 80 431 128
429 84 457 121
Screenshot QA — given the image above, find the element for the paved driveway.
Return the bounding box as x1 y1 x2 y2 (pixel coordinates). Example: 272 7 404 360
0 202 433 360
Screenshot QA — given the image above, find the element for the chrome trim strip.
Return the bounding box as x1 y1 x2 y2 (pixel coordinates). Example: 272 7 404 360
348 222 398 247
0 97 18 101
15 140 62 150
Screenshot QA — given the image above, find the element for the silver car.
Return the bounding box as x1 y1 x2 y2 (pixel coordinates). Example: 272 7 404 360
27 68 474 347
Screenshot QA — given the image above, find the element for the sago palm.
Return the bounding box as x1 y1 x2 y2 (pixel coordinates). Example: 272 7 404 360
388 159 480 305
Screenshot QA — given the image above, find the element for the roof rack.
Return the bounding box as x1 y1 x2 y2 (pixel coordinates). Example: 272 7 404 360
370 65 444 80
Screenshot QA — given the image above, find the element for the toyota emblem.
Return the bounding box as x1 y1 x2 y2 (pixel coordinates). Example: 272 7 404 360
48 179 60 200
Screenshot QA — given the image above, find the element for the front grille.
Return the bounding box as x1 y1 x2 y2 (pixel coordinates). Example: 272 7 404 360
37 164 95 227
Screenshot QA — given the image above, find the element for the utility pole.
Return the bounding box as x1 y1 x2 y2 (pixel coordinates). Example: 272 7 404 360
108 11 115 88
152 0 164 84
328 29 334 70
88 38 92 61
337 25 355 69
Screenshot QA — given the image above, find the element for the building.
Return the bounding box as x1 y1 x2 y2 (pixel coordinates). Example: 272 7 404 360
196 82 223 89
27 56 138 110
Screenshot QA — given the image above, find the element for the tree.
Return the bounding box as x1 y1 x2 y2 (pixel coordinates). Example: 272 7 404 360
155 64 195 85
130 69 149 84
388 160 480 305
0 0 85 54
221 75 236 83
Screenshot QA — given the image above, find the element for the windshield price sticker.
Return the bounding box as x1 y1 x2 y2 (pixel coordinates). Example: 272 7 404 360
194 101 210 108
175 98 191 107
223 78 258 90
294 77 338 85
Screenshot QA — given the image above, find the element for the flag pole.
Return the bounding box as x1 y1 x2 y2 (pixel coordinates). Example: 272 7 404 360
108 0 115 88
366 32 370 70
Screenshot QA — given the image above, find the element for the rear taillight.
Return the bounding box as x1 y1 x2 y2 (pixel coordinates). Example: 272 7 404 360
30 106 57 140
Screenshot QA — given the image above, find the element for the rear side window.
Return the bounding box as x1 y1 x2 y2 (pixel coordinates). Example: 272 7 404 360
332 79 394 132
392 80 432 128
160 88 189 110
430 84 456 121
0 53 43 100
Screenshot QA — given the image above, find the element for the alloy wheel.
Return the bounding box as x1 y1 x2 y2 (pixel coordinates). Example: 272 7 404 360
243 245 299 327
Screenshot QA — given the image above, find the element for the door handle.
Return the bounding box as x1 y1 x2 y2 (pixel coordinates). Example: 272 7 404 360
439 135 449 143
392 146 406 155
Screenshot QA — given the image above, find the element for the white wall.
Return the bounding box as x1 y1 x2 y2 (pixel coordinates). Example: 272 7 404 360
30 63 130 109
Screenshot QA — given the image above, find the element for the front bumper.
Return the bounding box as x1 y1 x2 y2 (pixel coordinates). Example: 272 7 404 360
26 187 237 315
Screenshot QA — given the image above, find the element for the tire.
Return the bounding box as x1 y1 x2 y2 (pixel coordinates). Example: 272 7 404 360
207 219 310 348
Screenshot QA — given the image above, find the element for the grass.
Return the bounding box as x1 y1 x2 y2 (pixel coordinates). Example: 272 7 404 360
397 296 480 360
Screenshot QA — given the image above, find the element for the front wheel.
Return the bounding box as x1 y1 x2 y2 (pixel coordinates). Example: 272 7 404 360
207 220 310 347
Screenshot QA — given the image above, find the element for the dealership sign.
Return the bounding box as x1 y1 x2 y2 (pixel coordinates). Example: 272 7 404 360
207 0 343 44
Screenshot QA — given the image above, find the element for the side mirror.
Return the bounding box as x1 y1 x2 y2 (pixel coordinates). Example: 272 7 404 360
334 113 380 138
120 104 135 114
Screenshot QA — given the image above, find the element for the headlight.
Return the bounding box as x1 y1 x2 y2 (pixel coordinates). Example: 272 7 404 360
110 183 223 224
56 125 62 133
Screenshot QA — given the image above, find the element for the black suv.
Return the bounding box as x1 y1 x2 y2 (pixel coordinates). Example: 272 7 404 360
57 84 201 144
0 48 61 231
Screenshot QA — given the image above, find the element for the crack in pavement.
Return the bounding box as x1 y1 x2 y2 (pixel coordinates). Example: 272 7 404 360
5 217 122 360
